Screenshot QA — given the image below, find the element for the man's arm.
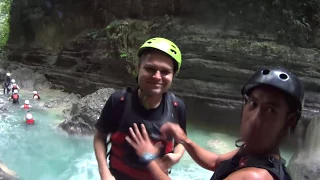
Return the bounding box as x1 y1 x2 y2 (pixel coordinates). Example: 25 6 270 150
93 92 121 179
182 138 238 171
173 98 187 158
147 161 171 180
161 122 239 171
93 130 113 179
173 144 184 157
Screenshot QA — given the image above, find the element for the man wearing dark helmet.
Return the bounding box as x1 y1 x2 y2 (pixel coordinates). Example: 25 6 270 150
125 67 304 180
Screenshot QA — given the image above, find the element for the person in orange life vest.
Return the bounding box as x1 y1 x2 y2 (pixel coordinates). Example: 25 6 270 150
21 100 32 109
8 89 19 104
25 111 35 125
33 91 41 100
94 37 187 180
126 67 304 180
10 79 20 95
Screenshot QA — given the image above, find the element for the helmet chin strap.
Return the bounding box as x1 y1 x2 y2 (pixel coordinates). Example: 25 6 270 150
137 76 150 109
138 88 164 110
138 88 150 110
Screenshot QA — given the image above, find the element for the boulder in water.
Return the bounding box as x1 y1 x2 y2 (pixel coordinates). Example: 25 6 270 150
59 88 115 135
43 93 80 108
0 160 18 180
288 114 320 180
0 106 8 113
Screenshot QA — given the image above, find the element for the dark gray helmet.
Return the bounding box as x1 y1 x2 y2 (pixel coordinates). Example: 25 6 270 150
241 67 305 112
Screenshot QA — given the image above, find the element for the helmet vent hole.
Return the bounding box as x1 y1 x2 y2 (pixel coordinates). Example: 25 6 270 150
171 45 176 49
147 41 152 44
279 73 288 80
170 49 177 54
262 69 270 75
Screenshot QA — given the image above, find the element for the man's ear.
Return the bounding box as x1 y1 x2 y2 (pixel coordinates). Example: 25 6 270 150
286 112 299 131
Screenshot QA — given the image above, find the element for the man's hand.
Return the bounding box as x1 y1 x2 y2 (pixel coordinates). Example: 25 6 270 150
160 122 187 144
125 123 161 157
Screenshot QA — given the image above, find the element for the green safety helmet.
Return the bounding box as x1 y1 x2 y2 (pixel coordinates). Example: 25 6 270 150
138 37 182 76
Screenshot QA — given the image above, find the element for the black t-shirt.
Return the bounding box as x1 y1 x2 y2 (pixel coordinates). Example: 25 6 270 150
95 88 187 135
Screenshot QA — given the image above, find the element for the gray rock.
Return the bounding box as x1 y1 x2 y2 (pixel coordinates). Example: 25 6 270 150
59 88 115 135
43 93 80 109
1 67 52 91
288 114 320 180
0 106 8 113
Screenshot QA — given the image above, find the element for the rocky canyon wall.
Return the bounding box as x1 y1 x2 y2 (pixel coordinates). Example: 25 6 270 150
5 0 320 124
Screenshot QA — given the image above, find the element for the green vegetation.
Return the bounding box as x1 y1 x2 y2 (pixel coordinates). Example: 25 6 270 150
0 0 11 49
87 20 130 40
120 52 127 58
87 20 144 77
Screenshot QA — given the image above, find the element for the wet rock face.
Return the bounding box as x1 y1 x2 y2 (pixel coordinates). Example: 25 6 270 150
58 88 115 135
6 0 320 130
0 66 52 91
288 115 320 180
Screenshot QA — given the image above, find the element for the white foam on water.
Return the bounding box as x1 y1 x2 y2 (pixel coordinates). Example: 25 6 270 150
57 153 99 180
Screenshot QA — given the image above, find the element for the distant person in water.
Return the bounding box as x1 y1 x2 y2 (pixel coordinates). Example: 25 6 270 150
3 73 12 95
8 89 19 104
126 67 304 180
10 79 20 94
21 100 32 109
33 91 41 100
25 111 35 125
94 37 187 180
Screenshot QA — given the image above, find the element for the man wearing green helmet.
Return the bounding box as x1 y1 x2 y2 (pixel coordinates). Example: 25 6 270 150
94 37 187 179
126 67 304 180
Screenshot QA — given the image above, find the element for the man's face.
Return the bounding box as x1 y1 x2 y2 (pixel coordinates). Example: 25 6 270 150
240 86 291 153
138 50 174 96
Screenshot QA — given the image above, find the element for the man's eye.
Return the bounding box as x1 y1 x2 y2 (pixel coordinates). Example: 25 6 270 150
160 70 170 75
248 100 257 108
266 107 277 114
145 67 155 72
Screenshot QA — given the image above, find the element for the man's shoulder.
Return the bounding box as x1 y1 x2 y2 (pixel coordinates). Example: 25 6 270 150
167 92 185 108
110 87 136 99
110 89 125 98
226 167 274 180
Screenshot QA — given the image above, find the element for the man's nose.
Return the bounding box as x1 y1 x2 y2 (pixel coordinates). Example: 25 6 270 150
152 70 161 79
248 109 262 128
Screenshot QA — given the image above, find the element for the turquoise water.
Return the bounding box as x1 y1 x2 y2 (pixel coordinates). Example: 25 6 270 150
0 90 295 180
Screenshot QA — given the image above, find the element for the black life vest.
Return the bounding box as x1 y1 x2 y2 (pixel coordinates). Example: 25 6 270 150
12 84 18 90
33 94 40 99
211 145 292 180
108 87 179 179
